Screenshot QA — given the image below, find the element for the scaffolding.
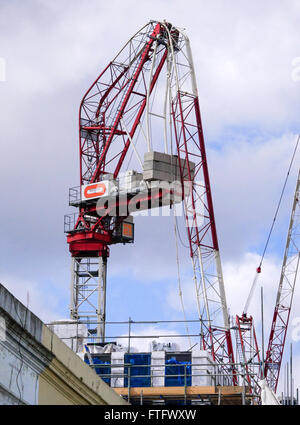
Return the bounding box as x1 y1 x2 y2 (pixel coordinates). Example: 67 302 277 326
47 318 263 405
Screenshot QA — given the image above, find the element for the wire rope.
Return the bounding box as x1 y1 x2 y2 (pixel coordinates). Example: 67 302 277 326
243 134 300 315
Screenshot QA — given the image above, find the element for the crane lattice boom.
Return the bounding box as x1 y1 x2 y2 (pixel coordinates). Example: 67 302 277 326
65 21 236 383
265 169 300 392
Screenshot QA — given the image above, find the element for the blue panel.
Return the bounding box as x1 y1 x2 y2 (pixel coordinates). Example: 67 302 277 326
165 357 192 387
124 353 151 388
84 354 111 385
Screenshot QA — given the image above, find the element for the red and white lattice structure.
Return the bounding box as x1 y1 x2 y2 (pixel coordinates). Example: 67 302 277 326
264 170 300 392
64 20 240 385
235 169 300 395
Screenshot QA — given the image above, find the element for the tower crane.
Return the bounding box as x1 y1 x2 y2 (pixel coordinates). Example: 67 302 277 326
235 165 300 395
264 169 300 392
64 20 299 399
64 20 236 383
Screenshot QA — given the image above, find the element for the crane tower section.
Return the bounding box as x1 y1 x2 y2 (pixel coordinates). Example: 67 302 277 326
265 169 300 392
65 20 235 379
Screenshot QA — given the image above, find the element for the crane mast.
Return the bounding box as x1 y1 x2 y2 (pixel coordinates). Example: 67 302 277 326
264 169 300 392
65 21 236 382
66 22 169 342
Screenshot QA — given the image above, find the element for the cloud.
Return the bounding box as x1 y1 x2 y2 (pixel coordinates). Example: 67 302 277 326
166 251 282 320
107 132 300 284
116 325 191 353
209 132 300 260
0 274 64 322
288 353 300 398
277 350 300 397
166 250 300 369
1 0 300 132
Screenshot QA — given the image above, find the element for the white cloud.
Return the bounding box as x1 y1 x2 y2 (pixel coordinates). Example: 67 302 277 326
117 325 191 352
1 0 300 134
290 353 300 398
166 251 300 365
209 132 300 260
277 351 300 398
108 131 300 285
0 275 63 323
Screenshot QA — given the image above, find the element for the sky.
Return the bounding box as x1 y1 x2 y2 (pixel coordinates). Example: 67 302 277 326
1 0 300 396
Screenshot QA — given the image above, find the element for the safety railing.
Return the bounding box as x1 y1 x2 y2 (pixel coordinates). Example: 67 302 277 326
64 212 78 233
46 318 262 401
82 361 257 404
69 186 81 205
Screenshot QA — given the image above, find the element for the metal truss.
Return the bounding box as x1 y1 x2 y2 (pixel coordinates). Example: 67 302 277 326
70 257 107 341
164 24 236 382
235 315 261 394
78 21 169 185
265 169 300 392
66 20 236 377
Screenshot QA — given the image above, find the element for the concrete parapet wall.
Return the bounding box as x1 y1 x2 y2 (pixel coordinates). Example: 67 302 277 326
0 284 128 405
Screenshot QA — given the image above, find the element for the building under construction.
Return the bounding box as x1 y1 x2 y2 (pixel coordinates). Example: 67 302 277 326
58 20 300 405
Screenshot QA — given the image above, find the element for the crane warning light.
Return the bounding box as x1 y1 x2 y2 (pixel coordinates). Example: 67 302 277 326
122 221 134 240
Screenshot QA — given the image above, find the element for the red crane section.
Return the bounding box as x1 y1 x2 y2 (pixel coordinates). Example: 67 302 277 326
65 21 236 383
68 22 170 259
264 169 300 392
